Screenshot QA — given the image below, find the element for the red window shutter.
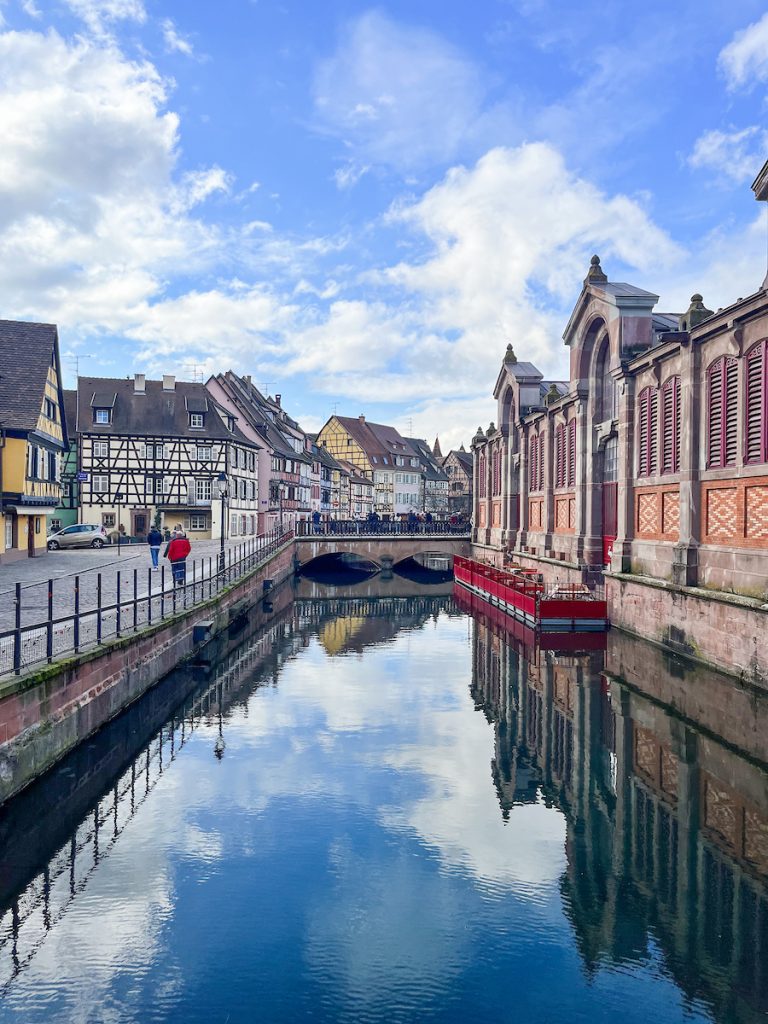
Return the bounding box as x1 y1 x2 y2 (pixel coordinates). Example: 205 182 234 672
661 376 680 474
539 433 545 491
529 436 537 492
638 388 650 476
708 361 723 467
648 389 658 475
555 424 564 488
724 358 738 467
567 419 576 487
745 342 766 464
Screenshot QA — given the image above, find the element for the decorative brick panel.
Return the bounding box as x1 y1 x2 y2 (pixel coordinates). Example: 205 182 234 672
745 485 768 539
492 502 501 527
702 475 768 549
554 492 575 534
662 491 680 536
706 487 738 538
637 492 659 536
528 498 543 531
478 505 487 528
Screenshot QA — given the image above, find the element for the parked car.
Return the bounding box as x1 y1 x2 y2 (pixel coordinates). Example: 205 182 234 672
47 524 108 550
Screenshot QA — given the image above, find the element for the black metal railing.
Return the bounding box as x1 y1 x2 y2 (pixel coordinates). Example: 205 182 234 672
295 519 471 538
0 527 294 679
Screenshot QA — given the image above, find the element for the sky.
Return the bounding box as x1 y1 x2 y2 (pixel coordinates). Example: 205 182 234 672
1 0 767 450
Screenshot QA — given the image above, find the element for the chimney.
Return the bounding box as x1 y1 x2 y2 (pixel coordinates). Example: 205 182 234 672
243 374 252 384
274 393 281 407
162 375 175 391
134 373 145 393
359 414 365 423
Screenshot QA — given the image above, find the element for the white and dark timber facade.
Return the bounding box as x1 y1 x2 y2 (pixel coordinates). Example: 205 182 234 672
74 374 259 540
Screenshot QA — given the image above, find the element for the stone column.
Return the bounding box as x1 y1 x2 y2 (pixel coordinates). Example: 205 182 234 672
517 424 530 553
610 369 635 573
672 336 701 585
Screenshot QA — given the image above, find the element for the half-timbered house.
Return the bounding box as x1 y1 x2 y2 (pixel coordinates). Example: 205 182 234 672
0 320 68 562
75 374 259 541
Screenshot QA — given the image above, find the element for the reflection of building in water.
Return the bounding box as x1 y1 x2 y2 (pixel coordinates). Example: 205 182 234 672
296 595 454 656
471 613 768 1023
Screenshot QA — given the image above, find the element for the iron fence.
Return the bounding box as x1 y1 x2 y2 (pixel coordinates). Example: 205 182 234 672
0 527 294 679
295 519 471 538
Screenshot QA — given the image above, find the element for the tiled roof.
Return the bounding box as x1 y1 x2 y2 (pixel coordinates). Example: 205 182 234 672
77 376 253 443
404 437 448 481
335 416 419 465
0 320 59 432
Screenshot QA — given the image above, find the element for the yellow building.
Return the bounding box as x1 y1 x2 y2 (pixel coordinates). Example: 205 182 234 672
0 321 68 563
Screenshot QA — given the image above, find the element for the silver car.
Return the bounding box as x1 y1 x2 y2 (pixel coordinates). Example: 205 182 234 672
47 524 108 550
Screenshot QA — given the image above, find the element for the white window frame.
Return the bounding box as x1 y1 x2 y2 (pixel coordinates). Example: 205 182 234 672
195 478 212 501
93 440 109 459
92 474 109 494
197 446 213 462
189 413 204 429
94 409 110 424
189 513 207 531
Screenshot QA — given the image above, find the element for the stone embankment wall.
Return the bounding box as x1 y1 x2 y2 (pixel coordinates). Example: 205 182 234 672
607 572 768 692
0 540 294 804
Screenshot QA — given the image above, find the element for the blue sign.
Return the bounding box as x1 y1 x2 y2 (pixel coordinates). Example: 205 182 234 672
76 471 89 482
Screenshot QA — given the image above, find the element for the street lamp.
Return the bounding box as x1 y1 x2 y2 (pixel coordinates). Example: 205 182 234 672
115 491 123 555
216 472 228 572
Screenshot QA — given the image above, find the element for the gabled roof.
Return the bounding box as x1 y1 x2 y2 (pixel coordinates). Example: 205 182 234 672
404 437 448 481
216 372 307 461
77 376 253 443
445 449 473 472
0 320 66 441
335 416 420 466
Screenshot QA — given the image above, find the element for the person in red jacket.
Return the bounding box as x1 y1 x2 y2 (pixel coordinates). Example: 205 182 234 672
165 529 192 586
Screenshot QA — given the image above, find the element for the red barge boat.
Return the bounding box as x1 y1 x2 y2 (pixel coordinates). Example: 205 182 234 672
453 555 609 633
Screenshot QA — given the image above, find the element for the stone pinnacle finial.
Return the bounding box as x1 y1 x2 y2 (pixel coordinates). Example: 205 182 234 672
679 292 714 331
504 343 517 365
545 382 561 405
472 425 486 446
586 254 608 285
488 421 496 434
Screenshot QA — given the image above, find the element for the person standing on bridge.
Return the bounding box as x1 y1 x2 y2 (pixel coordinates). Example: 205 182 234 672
147 523 163 569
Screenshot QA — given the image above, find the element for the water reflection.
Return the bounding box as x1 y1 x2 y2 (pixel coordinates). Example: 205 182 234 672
0 579 763 1024
468 587 768 1023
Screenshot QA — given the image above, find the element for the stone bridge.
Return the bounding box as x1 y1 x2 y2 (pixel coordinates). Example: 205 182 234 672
294 522 471 573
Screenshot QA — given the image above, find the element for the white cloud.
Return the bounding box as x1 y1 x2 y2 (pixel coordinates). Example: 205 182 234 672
64 0 146 35
161 17 194 58
21 0 41 17
688 125 768 184
313 10 492 171
719 11 768 89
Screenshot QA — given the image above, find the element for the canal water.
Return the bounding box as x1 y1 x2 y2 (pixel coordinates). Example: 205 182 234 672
0 578 766 1024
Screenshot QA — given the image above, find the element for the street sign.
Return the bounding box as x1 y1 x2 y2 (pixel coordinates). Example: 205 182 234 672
76 471 89 482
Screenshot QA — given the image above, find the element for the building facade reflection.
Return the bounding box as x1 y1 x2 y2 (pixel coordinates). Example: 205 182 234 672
469 600 768 1023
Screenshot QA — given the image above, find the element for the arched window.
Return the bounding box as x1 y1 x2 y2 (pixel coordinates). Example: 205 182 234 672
567 419 576 488
478 454 486 498
596 339 616 421
707 357 738 468
529 435 538 492
638 387 658 477
554 423 566 488
745 341 767 465
661 376 681 474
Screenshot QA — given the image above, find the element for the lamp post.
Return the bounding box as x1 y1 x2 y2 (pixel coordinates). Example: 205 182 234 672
216 472 228 573
115 491 123 555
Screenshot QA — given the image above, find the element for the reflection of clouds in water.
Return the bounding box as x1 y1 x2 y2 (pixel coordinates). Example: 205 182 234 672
2 798 181 1024
222 618 566 896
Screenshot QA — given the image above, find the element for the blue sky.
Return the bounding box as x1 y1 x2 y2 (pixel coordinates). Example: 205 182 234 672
1 0 767 448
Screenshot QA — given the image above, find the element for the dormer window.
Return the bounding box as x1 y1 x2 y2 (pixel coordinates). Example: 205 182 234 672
45 398 56 421
189 413 205 429
94 408 110 424
227 416 235 432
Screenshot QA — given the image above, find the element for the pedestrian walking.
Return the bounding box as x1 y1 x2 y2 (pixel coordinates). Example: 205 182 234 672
147 524 163 569
165 529 191 586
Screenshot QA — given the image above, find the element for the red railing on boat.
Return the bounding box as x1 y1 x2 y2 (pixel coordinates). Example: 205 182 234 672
453 555 608 631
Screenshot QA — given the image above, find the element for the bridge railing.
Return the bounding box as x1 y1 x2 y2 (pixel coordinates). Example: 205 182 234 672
295 519 471 539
